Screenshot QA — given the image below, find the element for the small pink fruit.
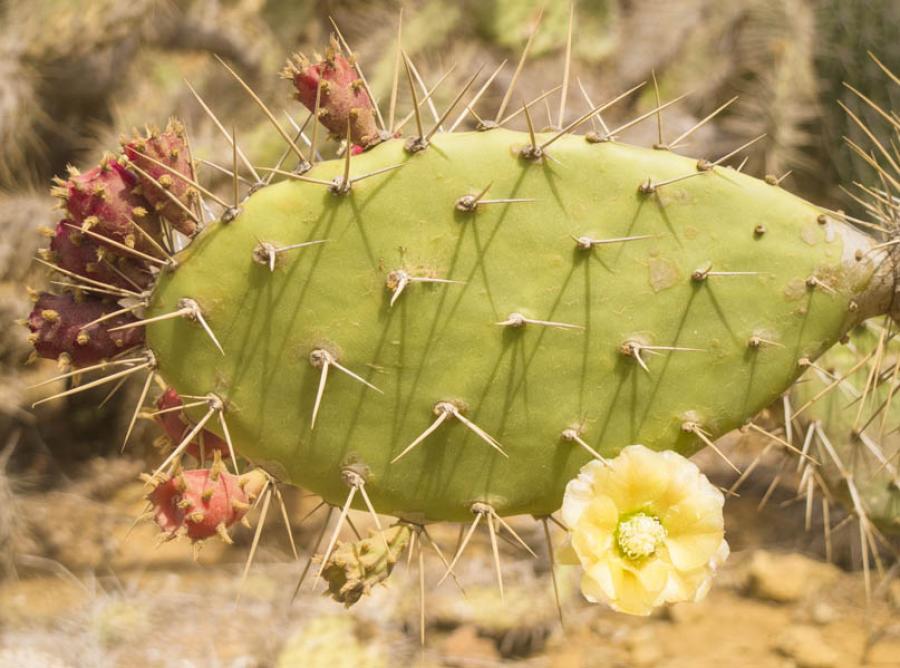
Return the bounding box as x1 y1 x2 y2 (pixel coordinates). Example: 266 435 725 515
48 221 153 290
51 155 159 247
148 456 267 543
154 388 230 461
122 119 198 236
26 292 145 366
283 37 381 148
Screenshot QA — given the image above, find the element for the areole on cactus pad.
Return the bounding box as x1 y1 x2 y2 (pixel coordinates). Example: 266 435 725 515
23 7 900 622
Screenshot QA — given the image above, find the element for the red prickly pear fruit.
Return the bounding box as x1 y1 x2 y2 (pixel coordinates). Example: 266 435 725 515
147 455 267 543
47 221 153 290
121 119 198 236
154 387 191 442
154 388 230 460
26 292 144 366
282 37 381 148
50 155 160 248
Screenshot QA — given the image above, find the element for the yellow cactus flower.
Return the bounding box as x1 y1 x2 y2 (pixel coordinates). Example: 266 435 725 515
559 444 728 616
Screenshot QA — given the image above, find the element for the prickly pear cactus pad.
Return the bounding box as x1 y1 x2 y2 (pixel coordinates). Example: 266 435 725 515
146 128 885 522
22 6 900 626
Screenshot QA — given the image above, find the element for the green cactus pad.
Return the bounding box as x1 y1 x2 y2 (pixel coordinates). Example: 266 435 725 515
146 128 884 522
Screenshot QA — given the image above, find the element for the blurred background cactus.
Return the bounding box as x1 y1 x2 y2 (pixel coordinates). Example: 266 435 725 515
2 1 900 665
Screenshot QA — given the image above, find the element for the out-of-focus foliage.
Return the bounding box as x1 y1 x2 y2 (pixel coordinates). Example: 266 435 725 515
815 0 900 189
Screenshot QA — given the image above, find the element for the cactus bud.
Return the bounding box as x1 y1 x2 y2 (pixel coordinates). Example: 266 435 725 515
320 524 412 606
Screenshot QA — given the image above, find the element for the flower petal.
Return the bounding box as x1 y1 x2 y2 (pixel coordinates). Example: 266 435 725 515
662 483 724 537
628 557 670 594
562 459 611 527
583 560 618 603
665 531 725 571
654 450 704 508
557 539 579 565
611 565 666 616
604 445 674 511
572 528 614 561
581 496 619 531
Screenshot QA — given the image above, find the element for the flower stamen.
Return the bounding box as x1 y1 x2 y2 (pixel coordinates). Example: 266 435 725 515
616 513 666 560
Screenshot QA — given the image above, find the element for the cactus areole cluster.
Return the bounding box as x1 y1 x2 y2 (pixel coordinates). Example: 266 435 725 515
24 15 900 615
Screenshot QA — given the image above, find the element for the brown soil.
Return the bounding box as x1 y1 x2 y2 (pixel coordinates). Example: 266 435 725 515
0 461 898 668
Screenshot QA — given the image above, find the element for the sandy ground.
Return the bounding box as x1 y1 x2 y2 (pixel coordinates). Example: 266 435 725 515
1 461 898 668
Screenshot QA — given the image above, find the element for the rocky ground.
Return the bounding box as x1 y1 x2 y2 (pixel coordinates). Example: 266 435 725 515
0 456 898 668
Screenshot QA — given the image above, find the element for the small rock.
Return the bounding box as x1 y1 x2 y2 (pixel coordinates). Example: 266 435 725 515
776 625 839 668
630 643 663 667
665 600 706 624
441 625 500 663
809 601 838 625
93 598 149 647
549 647 585 668
626 628 662 667
276 615 388 668
747 550 839 603
0 648 70 668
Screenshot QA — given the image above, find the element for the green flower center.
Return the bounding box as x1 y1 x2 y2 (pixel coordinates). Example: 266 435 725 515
616 513 666 560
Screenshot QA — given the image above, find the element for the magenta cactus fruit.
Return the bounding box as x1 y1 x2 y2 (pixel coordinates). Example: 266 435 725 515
121 119 198 236
47 221 153 290
147 455 267 543
282 37 381 148
51 155 156 246
154 388 230 461
26 292 144 365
